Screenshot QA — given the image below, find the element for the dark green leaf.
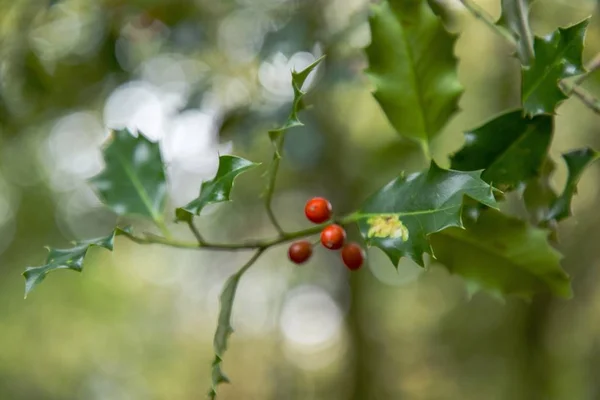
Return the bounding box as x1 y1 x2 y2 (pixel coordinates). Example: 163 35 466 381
90 129 167 225
524 148 598 228
430 208 571 299
364 0 463 154
22 227 130 297
523 157 558 225
176 155 259 222
268 55 325 152
546 147 599 222
450 109 553 188
522 18 590 116
357 162 498 266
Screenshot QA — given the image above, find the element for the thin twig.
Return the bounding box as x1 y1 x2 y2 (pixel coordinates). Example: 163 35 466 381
264 136 286 237
154 217 173 240
459 0 517 46
512 0 535 65
460 0 600 115
262 56 325 236
574 53 600 86
119 214 359 252
560 53 600 113
560 82 600 114
460 0 533 65
186 220 205 244
120 229 260 250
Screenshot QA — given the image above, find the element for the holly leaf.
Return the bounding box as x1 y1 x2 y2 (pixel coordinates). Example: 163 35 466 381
430 208 571 299
90 129 167 225
356 162 498 266
546 147 599 222
364 0 463 154
208 250 262 399
268 55 325 152
176 155 259 222
207 273 239 399
524 148 598 228
450 109 553 188
208 356 229 400
522 18 590 116
523 157 558 226
22 227 130 298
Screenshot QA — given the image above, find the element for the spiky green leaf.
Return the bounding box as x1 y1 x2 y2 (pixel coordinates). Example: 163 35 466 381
90 129 167 225
430 208 571 299
522 18 589 116
22 227 130 297
450 109 553 188
523 157 558 226
546 147 599 222
208 356 229 399
176 155 259 222
356 162 498 266
524 148 598 228
364 0 463 153
267 55 325 152
208 250 263 398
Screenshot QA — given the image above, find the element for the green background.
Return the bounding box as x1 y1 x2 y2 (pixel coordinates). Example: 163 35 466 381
1 0 600 399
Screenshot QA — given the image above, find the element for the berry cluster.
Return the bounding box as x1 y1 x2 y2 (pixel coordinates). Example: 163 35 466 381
287 197 366 271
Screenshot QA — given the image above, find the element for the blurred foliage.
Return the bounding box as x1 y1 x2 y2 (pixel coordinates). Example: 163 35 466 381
1 0 600 399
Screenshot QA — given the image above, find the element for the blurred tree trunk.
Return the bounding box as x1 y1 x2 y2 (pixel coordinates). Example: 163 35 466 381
348 272 372 400
519 295 553 400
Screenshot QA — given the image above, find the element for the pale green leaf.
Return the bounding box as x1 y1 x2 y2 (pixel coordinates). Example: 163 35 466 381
208 250 263 398
364 0 463 154
430 208 571 299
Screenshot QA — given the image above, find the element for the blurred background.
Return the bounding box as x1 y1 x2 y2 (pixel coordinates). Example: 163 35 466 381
1 0 600 399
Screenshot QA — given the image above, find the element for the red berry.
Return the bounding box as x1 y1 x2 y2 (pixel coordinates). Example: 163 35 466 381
320 224 346 250
288 241 313 264
304 197 332 224
341 243 365 271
